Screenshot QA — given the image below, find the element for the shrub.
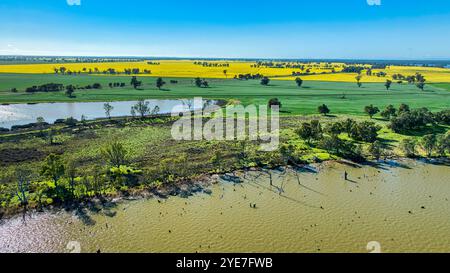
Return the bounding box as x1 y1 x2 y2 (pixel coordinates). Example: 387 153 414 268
268 98 281 109
434 109 450 125
318 104 330 115
64 117 78 127
296 120 322 144
400 138 416 157
367 140 385 160
260 77 270 85
101 141 128 168
421 134 437 157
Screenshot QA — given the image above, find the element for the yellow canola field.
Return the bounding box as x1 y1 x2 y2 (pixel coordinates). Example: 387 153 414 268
279 66 450 83
0 60 449 82
0 60 342 77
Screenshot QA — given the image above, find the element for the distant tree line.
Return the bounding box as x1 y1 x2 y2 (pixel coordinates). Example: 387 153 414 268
25 83 64 93
234 73 264 80
193 62 230 67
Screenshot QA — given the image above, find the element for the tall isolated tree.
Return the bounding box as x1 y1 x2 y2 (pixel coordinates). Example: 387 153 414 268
295 77 303 87
355 74 362 88
103 102 114 119
384 79 392 90
156 77 166 90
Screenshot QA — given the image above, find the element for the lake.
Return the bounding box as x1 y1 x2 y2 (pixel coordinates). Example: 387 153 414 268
0 99 214 129
1 159 449 253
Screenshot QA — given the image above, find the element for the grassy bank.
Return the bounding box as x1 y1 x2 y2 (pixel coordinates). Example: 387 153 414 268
0 74 449 115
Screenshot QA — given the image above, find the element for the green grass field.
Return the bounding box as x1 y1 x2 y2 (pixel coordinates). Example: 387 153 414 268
0 73 449 116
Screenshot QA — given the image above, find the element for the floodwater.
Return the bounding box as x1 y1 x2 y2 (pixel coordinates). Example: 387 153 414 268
0 160 449 253
0 99 213 129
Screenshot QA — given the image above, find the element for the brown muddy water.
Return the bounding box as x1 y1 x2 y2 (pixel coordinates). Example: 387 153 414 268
0 160 449 253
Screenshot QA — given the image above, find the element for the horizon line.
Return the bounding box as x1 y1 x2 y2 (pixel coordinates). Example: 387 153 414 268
1 54 450 63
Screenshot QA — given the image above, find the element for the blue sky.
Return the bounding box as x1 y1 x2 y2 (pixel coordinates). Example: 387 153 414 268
0 0 449 59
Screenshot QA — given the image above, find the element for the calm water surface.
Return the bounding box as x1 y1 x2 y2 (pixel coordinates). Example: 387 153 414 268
0 160 449 253
0 99 212 129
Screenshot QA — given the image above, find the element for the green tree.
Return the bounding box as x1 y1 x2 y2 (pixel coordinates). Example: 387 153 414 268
381 105 396 120
101 141 128 168
65 85 75 98
364 104 380 119
355 74 362 88
295 77 303 87
156 77 166 90
130 76 142 89
384 79 392 90
41 154 65 194
349 121 380 143
194 77 203 87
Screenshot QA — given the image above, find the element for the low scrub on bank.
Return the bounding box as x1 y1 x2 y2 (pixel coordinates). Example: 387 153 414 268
0 112 449 217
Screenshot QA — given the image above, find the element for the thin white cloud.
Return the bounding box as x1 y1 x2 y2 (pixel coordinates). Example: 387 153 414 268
67 0 81 6
367 0 381 6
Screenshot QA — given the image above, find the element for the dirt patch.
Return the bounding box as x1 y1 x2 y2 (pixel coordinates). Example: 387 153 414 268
0 148 46 166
